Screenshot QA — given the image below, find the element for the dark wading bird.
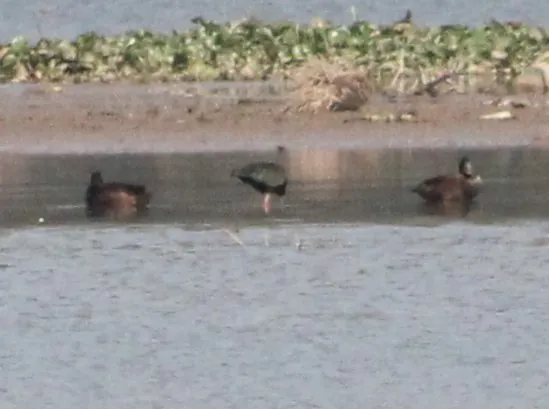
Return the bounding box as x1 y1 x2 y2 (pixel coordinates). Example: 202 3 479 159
86 171 151 220
231 146 288 215
411 156 483 214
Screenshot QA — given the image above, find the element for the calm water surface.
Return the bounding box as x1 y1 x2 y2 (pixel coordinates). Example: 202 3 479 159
0 146 549 226
2 147 549 408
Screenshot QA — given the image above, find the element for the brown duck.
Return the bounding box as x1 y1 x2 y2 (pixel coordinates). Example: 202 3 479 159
412 156 482 205
85 171 151 219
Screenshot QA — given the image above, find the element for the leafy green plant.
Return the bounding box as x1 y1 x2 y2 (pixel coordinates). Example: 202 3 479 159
0 18 547 85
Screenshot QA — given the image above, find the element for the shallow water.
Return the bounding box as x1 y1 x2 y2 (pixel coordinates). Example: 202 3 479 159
1 146 549 227
0 0 548 42
2 146 549 408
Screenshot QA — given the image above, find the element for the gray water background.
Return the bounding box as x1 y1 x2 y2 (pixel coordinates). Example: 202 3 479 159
1 146 549 408
1 0 548 42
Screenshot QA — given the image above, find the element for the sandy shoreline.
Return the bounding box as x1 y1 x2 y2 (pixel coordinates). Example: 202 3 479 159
1 82 548 154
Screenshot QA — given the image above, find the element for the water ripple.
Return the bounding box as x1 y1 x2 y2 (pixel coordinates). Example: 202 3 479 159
1 222 549 408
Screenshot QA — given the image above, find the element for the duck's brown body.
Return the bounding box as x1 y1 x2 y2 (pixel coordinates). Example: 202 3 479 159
86 171 151 220
412 156 482 205
412 175 481 203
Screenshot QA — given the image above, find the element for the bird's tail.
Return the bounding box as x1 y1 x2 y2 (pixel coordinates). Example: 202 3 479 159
411 182 425 193
124 184 147 196
135 191 151 210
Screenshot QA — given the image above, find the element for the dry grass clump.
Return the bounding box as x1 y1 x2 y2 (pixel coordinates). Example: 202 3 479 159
285 57 374 113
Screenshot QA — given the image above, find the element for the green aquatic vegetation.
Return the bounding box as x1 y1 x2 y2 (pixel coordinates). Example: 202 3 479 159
0 18 548 85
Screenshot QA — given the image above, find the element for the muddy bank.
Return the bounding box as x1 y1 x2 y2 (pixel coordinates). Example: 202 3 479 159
1 83 548 153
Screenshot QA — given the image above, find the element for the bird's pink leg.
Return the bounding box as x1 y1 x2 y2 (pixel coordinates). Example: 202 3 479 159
262 193 272 214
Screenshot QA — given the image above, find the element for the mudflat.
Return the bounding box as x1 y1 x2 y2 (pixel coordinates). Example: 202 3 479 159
1 82 548 153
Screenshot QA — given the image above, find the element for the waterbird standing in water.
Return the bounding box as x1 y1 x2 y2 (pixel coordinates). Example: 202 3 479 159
85 171 151 220
411 156 482 205
231 146 288 215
